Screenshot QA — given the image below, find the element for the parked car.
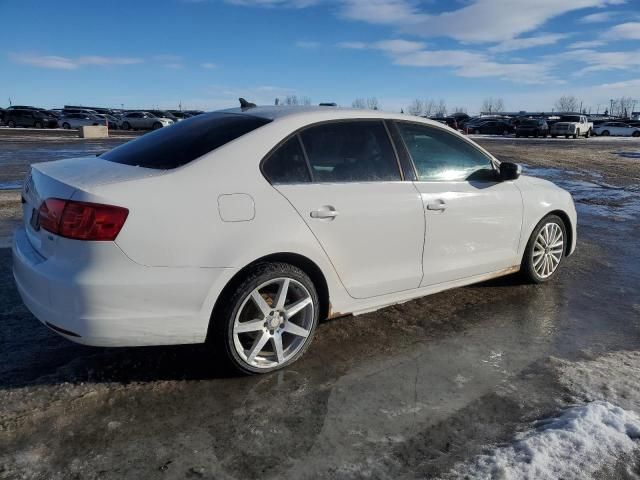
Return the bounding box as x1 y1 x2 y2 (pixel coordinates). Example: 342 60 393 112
550 115 592 139
119 111 173 130
59 113 105 129
0 108 5 125
430 116 459 130
469 120 513 135
4 109 58 128
593 122 640 137
168 110 193 121
515 119 549 138
146 110 179 123
13 106 577 373
95 114 120 130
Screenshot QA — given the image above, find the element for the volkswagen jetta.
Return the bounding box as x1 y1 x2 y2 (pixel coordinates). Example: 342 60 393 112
13 106 577 373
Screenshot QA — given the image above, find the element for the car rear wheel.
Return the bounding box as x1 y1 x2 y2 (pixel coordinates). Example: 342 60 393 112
34 121 43 129
534 130 539 138
585 129 591 138
7 120 16 128
152 122 162 130
632 131 640 137
522 215 566 284
62 123 70 129
601 130 610 136
121 121 131 130
211 262 320 374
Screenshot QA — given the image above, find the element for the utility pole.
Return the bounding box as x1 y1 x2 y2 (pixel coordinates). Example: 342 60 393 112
610 99 614 117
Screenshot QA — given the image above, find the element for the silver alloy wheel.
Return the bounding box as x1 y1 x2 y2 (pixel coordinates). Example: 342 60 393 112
233 277 314 369
532 222 564 279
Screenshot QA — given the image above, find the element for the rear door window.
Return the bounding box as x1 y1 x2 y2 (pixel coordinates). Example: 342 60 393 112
101 112 271 169
299 121 400 182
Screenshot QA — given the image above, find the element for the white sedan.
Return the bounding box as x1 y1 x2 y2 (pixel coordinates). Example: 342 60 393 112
13 106 577 373
593 121 640 137
58 113 105 130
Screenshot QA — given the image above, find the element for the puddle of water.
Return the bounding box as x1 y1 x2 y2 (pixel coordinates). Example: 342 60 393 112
523 164 640 220
0 181 23 191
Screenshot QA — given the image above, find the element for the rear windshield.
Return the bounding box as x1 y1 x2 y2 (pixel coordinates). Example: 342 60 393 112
522 120 538 126
101 112 271 169
560 116 581 122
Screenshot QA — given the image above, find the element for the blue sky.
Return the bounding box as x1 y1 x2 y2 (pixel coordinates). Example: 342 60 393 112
1 0 639 114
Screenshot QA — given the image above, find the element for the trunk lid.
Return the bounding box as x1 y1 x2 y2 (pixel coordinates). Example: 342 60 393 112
22 156 163 258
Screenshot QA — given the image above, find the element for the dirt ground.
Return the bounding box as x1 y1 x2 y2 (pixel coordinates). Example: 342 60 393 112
0 134 639 479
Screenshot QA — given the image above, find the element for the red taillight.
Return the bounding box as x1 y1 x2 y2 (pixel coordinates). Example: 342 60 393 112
38 198 128 241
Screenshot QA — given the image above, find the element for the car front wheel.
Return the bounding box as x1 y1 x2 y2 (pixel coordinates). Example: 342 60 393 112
522 215 567 284
211 262 320 374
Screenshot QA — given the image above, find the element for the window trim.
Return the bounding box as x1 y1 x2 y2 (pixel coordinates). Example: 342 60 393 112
391 119 499 183
260 118 406 186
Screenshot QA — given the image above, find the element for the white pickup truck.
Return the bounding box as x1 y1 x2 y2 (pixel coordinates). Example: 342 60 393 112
550 115 593 139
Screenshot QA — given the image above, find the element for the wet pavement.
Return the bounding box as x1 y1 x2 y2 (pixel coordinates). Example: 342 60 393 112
0 136 639 479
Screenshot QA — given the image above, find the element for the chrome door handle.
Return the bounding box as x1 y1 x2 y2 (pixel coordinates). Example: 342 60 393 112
427 200 446 211
310 206 338 219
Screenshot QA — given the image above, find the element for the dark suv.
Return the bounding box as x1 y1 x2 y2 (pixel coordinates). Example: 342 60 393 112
515 119 549 138
4 109 58 128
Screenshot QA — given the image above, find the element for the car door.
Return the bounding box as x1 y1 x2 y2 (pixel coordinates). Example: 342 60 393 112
392 121 523 286
267 120 425 299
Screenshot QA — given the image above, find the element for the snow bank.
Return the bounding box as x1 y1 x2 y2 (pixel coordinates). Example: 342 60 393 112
445 401 640 480
443 352 640 479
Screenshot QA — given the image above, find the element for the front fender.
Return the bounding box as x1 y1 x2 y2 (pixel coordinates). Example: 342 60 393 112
515 175 577 257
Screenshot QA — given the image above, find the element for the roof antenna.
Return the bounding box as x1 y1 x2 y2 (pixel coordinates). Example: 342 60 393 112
239 98 256 110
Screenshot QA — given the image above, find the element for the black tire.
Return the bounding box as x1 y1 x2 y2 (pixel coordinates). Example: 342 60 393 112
521 214 567 284
585 129 591 138
551 135 557 138
534 130 539 138
121 121 131 130
601 130 610 136
632 131 640 137
474 129 481 135
565 135 570 139
62 122 70 129
34 121 43 129
7 120 16 128
209 262 320 375
152 122 162 130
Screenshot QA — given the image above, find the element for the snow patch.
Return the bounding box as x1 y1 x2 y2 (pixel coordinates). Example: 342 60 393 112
444 401 640 480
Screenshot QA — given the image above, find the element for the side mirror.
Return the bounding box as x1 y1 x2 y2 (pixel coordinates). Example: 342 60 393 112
500 162 521 181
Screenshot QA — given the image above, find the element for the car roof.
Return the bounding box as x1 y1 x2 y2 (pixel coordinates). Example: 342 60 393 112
218 105 448 129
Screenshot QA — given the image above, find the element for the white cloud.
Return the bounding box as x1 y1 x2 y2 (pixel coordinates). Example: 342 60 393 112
200 62 217 69
295 40 321 48
568 40 606 48
580 11 615 23
606 22 640 40
600 78 640 88
372 39 426 53
339 0 625 43
567 48 640 75
224 0 319 7
337 41 368 49
9 53 143 69
489 33 570 53
369 41 555 84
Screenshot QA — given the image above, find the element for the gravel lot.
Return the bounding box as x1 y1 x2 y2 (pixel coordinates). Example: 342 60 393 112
1 133 639 479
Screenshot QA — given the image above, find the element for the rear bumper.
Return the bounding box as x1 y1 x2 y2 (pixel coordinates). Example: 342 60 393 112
12 227 233 347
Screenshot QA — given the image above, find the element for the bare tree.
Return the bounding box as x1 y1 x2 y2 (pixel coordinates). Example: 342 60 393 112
616 96 634 117
423 99 436 117
407 98 424 116
366 97 379 110
435 99 447 117
481 97 505 114
453 106 467 114
352 98 366 109
554 95 579 113
300 96 312 106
